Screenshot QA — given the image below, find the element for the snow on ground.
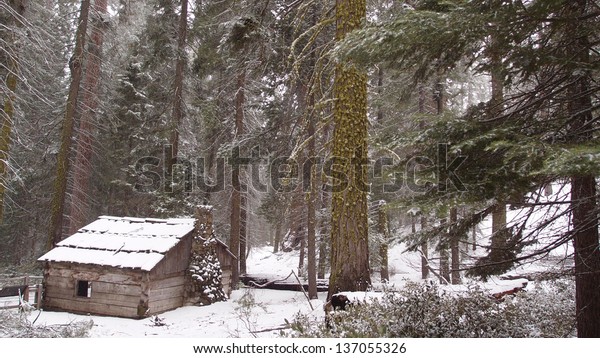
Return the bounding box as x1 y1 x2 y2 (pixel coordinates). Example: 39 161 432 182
27 288 318 338
14 241 538 338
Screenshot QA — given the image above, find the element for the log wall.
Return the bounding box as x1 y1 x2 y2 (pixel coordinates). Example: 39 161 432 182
42 262 143 318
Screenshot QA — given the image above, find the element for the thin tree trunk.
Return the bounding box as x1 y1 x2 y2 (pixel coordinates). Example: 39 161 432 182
420 216 429 279
68 0 108 234
378 202 389 282
47 0 91 250
439 246 450 285
229 68 246 290
328 0 370 299
471 208 477 251
273 221 281 253
166 0 188 176
417 84 430 280
298 234 305 271
239 194 247 275
489 0 508 261
450 207 461 284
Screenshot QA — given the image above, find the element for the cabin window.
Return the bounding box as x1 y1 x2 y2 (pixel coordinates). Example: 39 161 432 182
76 280 92 298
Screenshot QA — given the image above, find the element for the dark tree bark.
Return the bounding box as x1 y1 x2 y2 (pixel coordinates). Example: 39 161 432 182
566 0 600 338
239 194 247 275
166 0 188 175
229 68 246 290
489 6 508 259
450 207 461 284
378 202 390 282
417 85 429 280
47 0 91 250
68 0 108 234
420 216 429 279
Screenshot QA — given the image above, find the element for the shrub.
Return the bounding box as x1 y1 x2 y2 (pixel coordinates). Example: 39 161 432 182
289 279 576 338
0 310 94 338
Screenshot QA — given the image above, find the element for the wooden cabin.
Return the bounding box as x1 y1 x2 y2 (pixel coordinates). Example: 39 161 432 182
38 212 234 319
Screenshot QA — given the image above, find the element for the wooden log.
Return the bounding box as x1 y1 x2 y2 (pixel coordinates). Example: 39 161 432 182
44 297 138 318
46 264 143 285
44 285 140 306
149 284 185 301
148 296 183 314
239 274 328 292
93 281 141 297
149 275 186 290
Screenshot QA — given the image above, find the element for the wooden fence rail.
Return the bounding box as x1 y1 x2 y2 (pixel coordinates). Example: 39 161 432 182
0 276 43 310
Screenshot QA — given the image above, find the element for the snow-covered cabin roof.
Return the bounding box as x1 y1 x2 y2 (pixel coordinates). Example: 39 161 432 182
38 216 196 271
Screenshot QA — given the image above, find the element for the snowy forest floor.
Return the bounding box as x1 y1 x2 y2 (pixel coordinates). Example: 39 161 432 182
1 242 567 338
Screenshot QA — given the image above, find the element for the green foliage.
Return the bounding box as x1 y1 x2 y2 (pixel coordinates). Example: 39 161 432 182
290 280 576 337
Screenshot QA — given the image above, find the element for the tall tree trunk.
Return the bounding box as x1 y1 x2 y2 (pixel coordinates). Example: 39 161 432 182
47 0 91 250
566 0 600 337
489 10 507 258
435 80 450 285
0 0 26 224
68 0 108 234
328 0 370 299
166 0 188 176
417 85 430 279
450 207 461 284
229 68 246 290
306 128 318 298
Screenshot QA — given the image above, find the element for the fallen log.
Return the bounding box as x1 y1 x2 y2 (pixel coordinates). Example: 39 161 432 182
240 274 328 292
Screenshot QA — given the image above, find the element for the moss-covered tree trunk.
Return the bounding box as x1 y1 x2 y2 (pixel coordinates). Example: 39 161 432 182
0 0 26 224
68 0 108 234
328 0 370 298
47 0 90 249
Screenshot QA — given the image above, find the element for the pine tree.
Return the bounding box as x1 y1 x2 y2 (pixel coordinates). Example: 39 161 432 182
0 0 26 224
328 0 371 297
68 0 108 234
47 0 91 249
335 0 600 335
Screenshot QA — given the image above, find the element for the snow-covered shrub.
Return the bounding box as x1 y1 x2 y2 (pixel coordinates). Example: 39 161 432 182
289 279 575 338
187 234 227 306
